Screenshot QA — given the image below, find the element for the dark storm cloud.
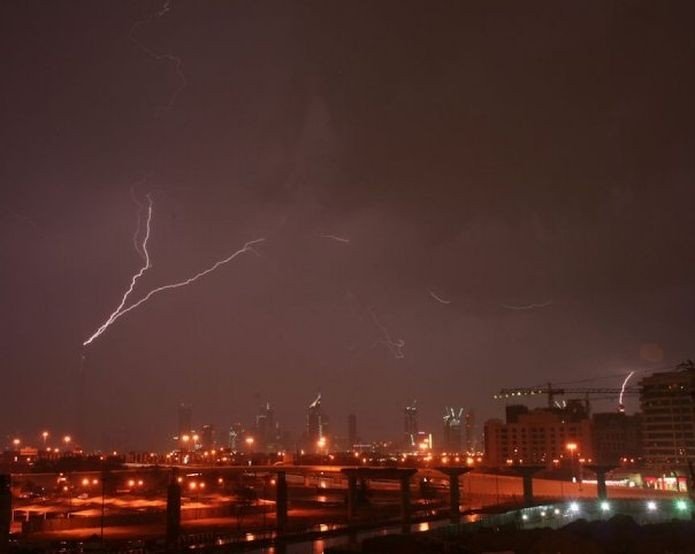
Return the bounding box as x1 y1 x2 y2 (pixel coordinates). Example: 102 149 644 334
1 1 694 448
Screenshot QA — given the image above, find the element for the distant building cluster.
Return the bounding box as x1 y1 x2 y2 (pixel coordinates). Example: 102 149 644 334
6 363 695 494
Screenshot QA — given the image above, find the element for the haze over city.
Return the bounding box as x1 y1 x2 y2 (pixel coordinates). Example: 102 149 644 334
2 0 694 452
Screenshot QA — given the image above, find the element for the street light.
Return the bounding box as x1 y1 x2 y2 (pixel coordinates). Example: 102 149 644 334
12 438 20 449
42 431 49 448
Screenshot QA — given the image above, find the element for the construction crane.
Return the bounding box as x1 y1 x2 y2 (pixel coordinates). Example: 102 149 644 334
493 382 639 410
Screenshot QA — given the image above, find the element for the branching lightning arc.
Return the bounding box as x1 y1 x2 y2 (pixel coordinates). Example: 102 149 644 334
129 0 187 111
83 197 264 346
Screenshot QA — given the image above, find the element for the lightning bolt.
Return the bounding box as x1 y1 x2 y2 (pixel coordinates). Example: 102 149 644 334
129 0 187 112
502 300 552 310
319 234 350 244
83 197 265 347
130 174 154 260
618 370 636 408
428 289 451 305
84 195 154 346
369 308 405 359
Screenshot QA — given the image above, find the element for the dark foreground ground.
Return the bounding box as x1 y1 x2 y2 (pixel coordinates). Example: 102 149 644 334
328 515 695 554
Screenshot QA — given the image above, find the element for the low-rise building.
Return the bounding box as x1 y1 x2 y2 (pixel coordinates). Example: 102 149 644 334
484 402 593 468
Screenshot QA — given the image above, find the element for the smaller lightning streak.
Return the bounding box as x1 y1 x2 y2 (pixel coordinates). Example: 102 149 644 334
84 195 154 346
130 187 148 261
320 234 350 244
369 308 405 359
618 370 636 409
502 300 553 310
83 238 265 346
428 290 451 305
129 0 187 111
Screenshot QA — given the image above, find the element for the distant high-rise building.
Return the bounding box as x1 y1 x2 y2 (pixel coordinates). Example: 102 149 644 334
404 402 418 448
228 423 244 451
640 364 695 465
442 408 463 453
464 410 476 452
256 402 275 449
348 413 358 447
307 393 328 451
201 424 215 450
177 403 193 448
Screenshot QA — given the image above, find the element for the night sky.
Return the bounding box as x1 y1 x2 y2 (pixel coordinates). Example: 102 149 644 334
2 1 694 450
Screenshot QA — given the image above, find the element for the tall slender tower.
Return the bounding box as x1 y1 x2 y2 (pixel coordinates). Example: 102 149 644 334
404 401 418 448
348 413 357 447
307 393 328 451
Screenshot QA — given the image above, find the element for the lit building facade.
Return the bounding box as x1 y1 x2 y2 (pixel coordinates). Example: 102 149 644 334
640 366 695 466
484 404 593 467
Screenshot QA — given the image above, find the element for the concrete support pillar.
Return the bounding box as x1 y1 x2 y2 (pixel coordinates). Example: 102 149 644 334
510 466 544 507
166 474 181 549
522 473 533 505
276 471 288 532
435 467 472 521
399 475 411 525
347 474 358 520
585 465 616 501
0 475 11 554
449 474 461 518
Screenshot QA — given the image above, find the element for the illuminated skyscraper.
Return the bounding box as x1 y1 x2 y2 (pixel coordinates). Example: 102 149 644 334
404 402 418 447
442 407 463 452
307 393 328 450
